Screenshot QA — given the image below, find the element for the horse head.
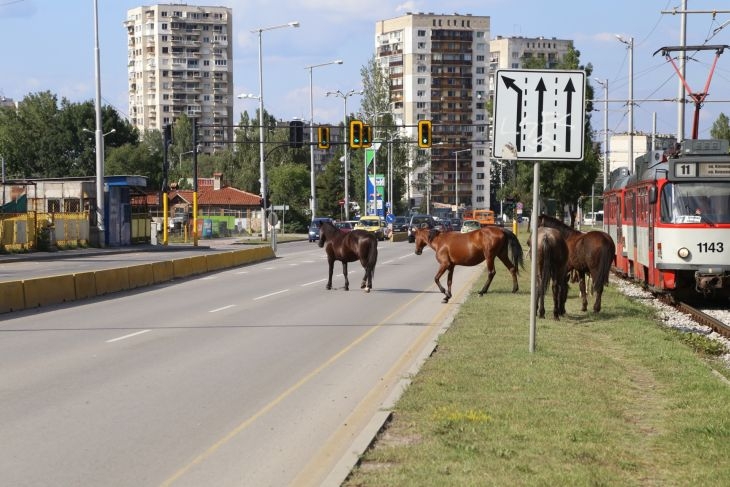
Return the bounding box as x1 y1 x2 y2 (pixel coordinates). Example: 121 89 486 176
414 227 430 255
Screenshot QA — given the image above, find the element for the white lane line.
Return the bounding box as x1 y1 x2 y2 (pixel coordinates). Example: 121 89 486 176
301 279 326 286
210 305 236 313
106 329 151 343
236 271 249 275
253 289 289 300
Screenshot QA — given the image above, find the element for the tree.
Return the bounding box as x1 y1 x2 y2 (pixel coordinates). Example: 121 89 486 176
0 92 138 179
710 113 730 142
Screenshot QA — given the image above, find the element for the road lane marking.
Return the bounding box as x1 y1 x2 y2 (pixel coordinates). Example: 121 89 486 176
209 305 236 313
106 329 151 343
301 279 326 286
160 277 452 487
253 289 289 300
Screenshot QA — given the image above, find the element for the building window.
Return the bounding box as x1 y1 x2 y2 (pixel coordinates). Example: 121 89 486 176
417 29 426 36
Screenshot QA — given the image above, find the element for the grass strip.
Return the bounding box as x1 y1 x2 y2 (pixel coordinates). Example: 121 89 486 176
344 263 730 487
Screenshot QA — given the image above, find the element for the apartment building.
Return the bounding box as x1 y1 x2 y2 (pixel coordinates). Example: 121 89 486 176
375 12 491 214
124 4 233 153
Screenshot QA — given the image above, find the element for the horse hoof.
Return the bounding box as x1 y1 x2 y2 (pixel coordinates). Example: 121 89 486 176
441 297 450 303
326 285 332 290
365 287 371 293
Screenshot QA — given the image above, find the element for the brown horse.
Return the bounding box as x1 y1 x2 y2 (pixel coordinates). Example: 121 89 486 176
534 227 570 320
318 221 378 292
537 214 616 313
414 226 524 303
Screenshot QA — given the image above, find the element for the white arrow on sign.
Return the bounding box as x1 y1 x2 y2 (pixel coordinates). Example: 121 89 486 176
492 69 586 161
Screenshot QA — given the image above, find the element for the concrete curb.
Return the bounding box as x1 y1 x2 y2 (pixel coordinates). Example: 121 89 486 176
0 246 275 315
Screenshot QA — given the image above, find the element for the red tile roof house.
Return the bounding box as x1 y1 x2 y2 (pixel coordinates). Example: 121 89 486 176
165 173 262 236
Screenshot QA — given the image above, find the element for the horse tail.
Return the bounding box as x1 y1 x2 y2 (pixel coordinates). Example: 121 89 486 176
503 229 525 271
539 232 552 292
366 236 378 277
593 236 615 292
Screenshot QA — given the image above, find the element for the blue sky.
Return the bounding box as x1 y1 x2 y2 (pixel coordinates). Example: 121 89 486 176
1 0 729 140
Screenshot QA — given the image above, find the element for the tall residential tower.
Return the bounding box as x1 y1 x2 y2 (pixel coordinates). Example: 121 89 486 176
375 12 491 214
124 4 234 153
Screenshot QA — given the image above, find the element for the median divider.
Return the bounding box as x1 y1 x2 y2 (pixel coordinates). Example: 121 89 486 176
2 245 276 315
0 281 25 313
95 267 131 296
24 274 76 308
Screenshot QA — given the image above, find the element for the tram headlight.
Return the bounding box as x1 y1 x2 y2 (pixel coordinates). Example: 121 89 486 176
677 247 690 259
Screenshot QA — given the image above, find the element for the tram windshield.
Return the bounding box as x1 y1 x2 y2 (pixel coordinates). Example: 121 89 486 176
660 182 730 224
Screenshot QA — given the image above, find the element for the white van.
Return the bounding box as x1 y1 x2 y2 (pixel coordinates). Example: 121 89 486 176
583 211 604 225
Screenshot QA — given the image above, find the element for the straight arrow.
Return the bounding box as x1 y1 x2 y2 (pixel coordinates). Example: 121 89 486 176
564 79 575 152
535 78 546 152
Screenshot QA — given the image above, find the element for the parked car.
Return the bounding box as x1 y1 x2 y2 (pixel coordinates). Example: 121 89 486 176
308 217 334 242
460 219 481 233
407 214 436 243
450 218 462 231
354 215 385 240
393 216 409 232
334 221 353 232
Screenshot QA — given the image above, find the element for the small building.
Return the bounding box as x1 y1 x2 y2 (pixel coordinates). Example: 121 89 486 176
167 173 262 236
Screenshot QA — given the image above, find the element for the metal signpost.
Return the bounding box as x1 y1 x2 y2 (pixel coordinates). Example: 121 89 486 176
492 69 586 353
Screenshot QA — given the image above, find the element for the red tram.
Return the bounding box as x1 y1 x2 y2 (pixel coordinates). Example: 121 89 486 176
603 139 730 299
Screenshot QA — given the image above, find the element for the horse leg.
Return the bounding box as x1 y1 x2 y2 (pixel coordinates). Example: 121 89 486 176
477 258 497 296
497 253 519 293
434 264 449 302
551 279 562 320
559 274 569 316
342 261 349 291
443 265 455 303
326 259 334 290
537 273 546 319
578 272 588 312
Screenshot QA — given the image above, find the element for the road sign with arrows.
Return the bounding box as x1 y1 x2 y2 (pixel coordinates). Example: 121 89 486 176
492 69 586 161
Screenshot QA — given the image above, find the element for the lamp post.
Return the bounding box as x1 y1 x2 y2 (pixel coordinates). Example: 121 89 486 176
616 35 634 173
594 78 609 189
453 148 471 217
306 60 342 218
250 21 299 240
326 89 362 220
92 0 105 247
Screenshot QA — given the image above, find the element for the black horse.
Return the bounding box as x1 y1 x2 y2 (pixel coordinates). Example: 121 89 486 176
534 227 570 320
318 221 378 292
537 214 616 313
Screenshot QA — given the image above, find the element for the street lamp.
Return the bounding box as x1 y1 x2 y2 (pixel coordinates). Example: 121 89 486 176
306 59 343 217
92 0 105 247
250 20 299 240
453 148 471 217
594 78 609 189
326 89 363 220
616 35 634 173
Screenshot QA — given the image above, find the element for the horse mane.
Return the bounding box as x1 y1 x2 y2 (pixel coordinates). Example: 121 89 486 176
427 228 441 242
538 214 579 235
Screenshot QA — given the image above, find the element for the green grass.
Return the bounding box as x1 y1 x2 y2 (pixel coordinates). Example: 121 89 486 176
344 261 730 487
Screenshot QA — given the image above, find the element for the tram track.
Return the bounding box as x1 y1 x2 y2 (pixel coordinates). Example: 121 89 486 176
673 300 730 340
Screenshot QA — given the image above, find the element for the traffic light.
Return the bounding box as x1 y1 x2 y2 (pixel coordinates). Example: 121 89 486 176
349 120 363 149
362 124 372 148
317 126 330 149
418 120 432 148
289 120 304 148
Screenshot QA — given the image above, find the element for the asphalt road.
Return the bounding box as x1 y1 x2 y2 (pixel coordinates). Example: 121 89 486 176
0 239 486 486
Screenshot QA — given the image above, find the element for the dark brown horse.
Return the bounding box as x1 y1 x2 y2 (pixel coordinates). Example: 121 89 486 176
414 226 524 303
318 221 378 292
537 214 616 313
534 227 570 320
